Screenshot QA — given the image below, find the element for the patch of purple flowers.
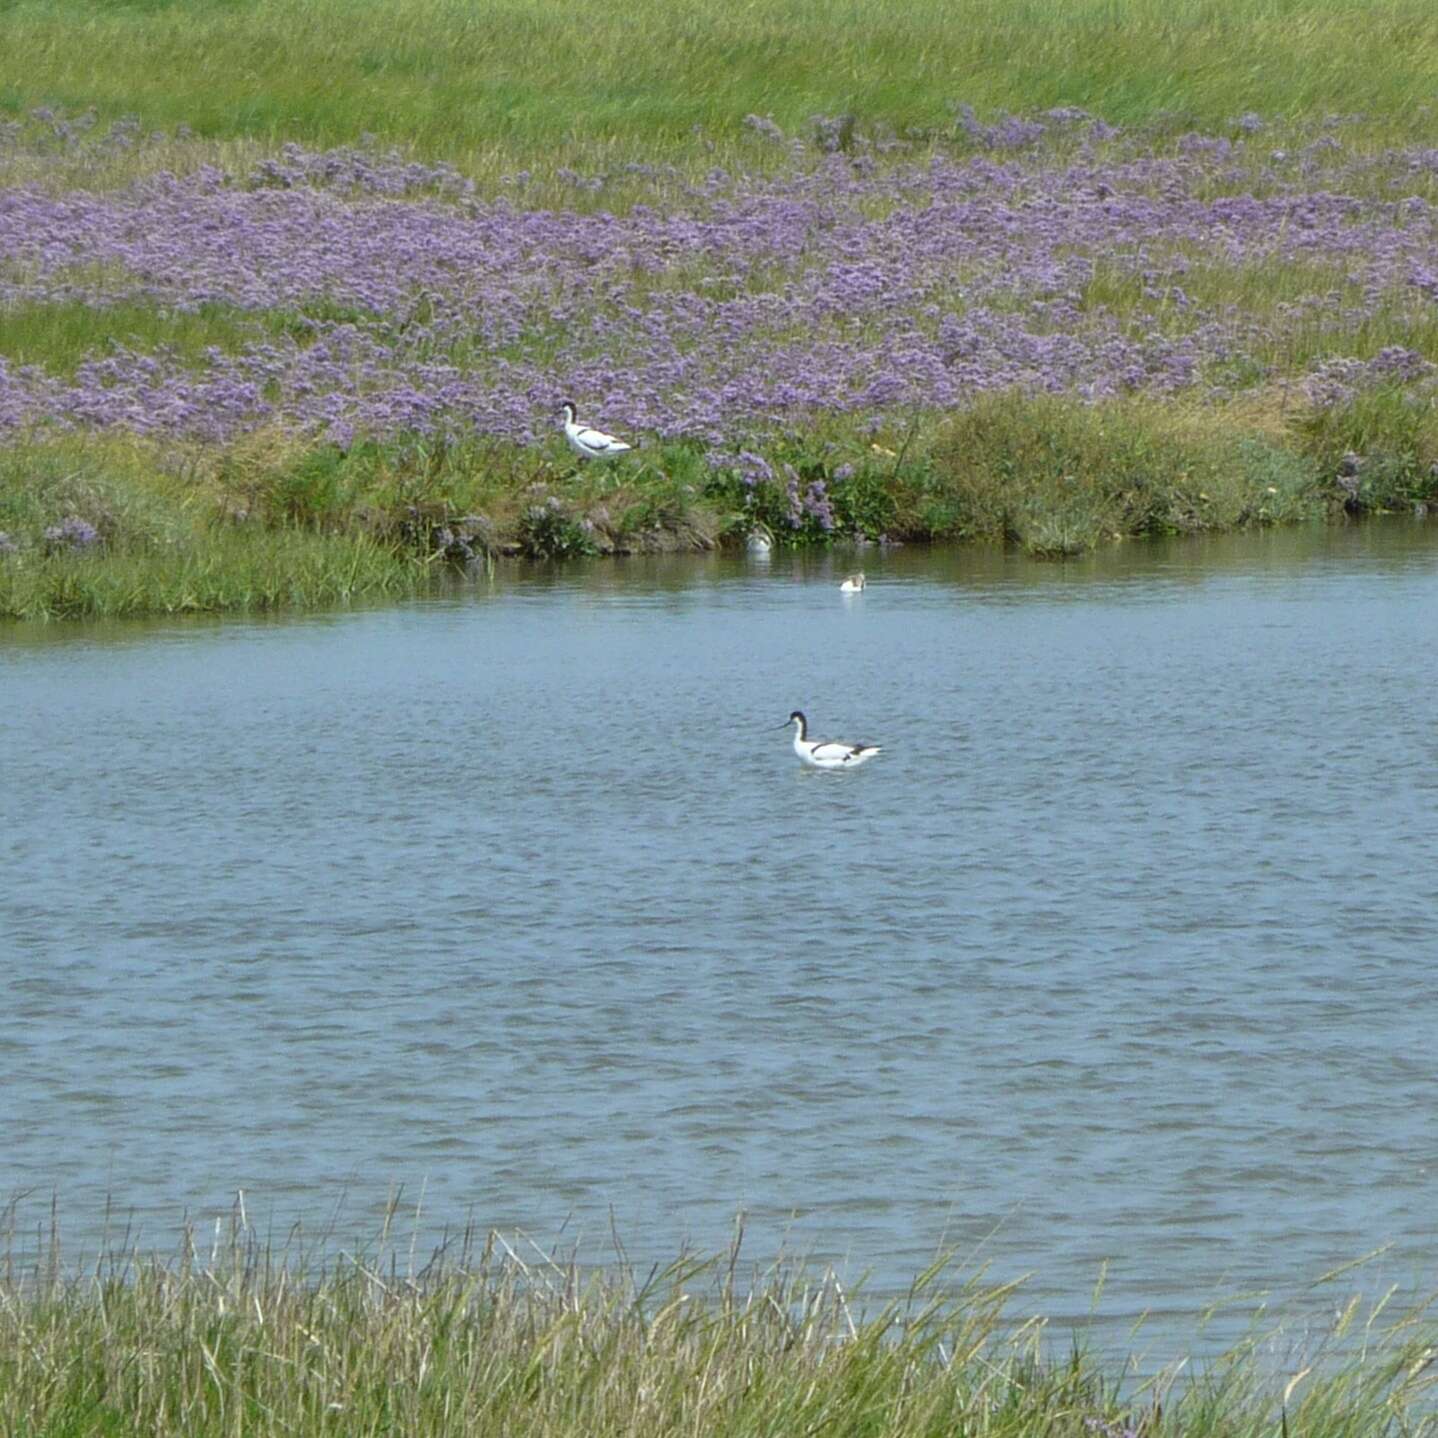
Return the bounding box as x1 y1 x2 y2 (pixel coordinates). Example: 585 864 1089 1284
742 114 787 145
1084 1420 1141 1438
0 117 1435 453
42 516 101 551
246 141 475 199
735 450 775 486
955 104 1050 150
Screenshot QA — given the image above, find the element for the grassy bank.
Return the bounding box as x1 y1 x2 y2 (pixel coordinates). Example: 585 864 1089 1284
4 389 1437 619
3 1214 1437 1437
3 0 1438 175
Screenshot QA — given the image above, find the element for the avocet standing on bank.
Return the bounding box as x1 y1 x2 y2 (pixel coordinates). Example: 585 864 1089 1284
560 402 633 461
782 711 882 770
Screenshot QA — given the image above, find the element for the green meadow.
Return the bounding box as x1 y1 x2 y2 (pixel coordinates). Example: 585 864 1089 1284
3 0 1438 171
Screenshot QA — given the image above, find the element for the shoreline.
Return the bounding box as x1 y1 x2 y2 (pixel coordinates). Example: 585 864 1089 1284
4 394 1435 620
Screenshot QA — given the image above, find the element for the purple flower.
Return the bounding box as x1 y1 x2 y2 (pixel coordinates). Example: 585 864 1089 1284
42 516 101 552
742 114 786 144
0 120 1434 452
810 114 857 153
736 450 774 487
802 477 835 531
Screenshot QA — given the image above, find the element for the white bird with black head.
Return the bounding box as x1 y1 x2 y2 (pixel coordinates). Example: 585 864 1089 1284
560 401 632 461
782 711 882 770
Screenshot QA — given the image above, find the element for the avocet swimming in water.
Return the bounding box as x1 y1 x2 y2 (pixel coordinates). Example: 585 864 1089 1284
839 571 866 593
560 401 632 461
783 711 882 770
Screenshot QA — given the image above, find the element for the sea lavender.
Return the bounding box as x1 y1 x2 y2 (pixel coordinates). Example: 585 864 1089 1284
736 450 774 486
742 114 786 144
0 123 1435 450
802 476 836 531
42 516 101 551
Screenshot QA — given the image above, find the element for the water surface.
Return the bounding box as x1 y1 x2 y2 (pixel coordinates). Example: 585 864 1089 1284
4 521 1438 1357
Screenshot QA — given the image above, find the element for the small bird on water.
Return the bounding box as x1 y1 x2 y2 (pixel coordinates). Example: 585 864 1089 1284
782 711 882 770
839 571 866 593
560 401 632 461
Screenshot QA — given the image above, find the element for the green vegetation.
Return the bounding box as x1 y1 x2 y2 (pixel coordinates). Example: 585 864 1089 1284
2 1214 1435 1437
4 393 1435 618
0 430 724 619
925 391 1434 556
0 299 304 377
3 0 1438 176
8 1219 1438 1438
0 437 424 619
0 525 421 621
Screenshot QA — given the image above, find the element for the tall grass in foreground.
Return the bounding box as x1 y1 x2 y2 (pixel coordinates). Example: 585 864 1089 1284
2 1210 1436 1437
3 0 1438 174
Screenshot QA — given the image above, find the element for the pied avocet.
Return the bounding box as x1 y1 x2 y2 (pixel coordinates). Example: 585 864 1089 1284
839 571 866 593
783 711 882 770
561 401 632 461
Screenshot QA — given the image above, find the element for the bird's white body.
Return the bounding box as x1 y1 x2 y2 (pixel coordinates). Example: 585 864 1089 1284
747 529 773 554
561 402 632 460
785 711 881 770
839 572 866 593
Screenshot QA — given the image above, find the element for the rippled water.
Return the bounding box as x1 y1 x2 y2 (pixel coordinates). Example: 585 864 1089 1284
5 521 1438 1356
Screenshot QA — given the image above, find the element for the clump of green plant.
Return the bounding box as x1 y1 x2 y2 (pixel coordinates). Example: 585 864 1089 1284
0 436 195 553
275 445 360 526
570 443 722 552
830 458 903 538
1297 385 1438 513
213 430 521 554
516 495 597 559
0 432 456 618
0 526 420 620
704 442 904 546
931 394 1328 556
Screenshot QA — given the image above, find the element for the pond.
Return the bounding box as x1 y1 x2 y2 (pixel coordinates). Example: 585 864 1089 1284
4 520 1437 1359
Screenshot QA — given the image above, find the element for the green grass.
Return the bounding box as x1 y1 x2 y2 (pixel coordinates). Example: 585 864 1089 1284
2 0 1437 175
2 1212 1436 1438
0 299 282 376
6 391 1437 618
0 526 423 620
926 389 1438 554
0 430 728 619
0 435 430 618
